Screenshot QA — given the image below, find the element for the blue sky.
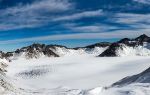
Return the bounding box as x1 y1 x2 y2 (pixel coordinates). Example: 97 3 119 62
0 0 150 51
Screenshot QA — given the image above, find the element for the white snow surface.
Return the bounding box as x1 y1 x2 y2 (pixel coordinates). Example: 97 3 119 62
116 44 150 56
3 51 150 95
1 45 150 95
52 46 108 56
99 83 150 95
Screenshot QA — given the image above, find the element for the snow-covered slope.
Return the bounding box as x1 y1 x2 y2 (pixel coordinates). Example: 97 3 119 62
96 66 150 95
91 83 150 95
85 65 150 95
117 44 150 56
112 67 150 86
1 34 150 95
99 34 150 57
5 42 110 60
3 55 150 95
0 59 20 95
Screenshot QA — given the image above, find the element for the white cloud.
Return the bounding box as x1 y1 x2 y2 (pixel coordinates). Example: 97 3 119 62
133 0 150 4
63 23 118 32
0 23 41 31
2 0 73 14
73 25 103 32
0 29 150 44
55 12 150 33
114 13 150 24
0 0 74 30
53 9 103 21
108 13 150 31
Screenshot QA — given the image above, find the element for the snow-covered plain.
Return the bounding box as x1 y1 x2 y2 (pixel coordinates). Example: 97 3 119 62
4 52 150 94
0 45 148 95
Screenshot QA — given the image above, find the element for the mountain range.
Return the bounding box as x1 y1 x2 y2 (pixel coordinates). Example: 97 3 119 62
1 34 150 60
0 34 150 95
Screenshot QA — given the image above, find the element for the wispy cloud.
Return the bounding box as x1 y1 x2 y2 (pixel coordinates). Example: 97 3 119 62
0 0 150 43
133 0 150 4
0 29 150 44
2 0 73 14
0 0 74 31
53 9 103 21
113 13 150 24
110 13 150 30
63 23 118 32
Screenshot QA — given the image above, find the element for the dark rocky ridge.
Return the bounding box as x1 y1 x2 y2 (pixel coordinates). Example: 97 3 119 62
99 43 121 57
73 42 111 50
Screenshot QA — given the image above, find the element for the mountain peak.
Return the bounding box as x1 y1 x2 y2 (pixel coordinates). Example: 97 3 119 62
138 34 149 38
118 38 131 44
135 34 150 42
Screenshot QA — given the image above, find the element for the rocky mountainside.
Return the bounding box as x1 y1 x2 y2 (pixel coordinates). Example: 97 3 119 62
99 34 150 57
0 59 18 95
0 42 110 59
0 34 150 59
5 44 69 59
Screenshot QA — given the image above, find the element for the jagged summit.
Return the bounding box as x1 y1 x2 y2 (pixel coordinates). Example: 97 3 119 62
135 34 150 43
135 34 149 40
118 38 130 44
19 43 70 58
4 43 69 59
99 43 120 57
73 42 111 50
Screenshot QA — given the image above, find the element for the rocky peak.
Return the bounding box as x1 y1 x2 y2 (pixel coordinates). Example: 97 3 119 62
46 44 68 50
0 51 6 59
135 34 150 43
43 45 59 57
23 43 61 59
99 43 121 57
118 38 130 44
25 43 45 52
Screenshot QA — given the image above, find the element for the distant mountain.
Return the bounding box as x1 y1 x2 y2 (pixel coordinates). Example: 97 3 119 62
99 34 150 57
84 42 111 49
5 44 69 59
0 34 150 60
112 67 150 87
1 42 109 59
73 42 111 50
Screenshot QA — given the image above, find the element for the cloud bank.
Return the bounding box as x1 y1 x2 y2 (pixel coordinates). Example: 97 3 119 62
0 0 150 47
0 29 150 44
